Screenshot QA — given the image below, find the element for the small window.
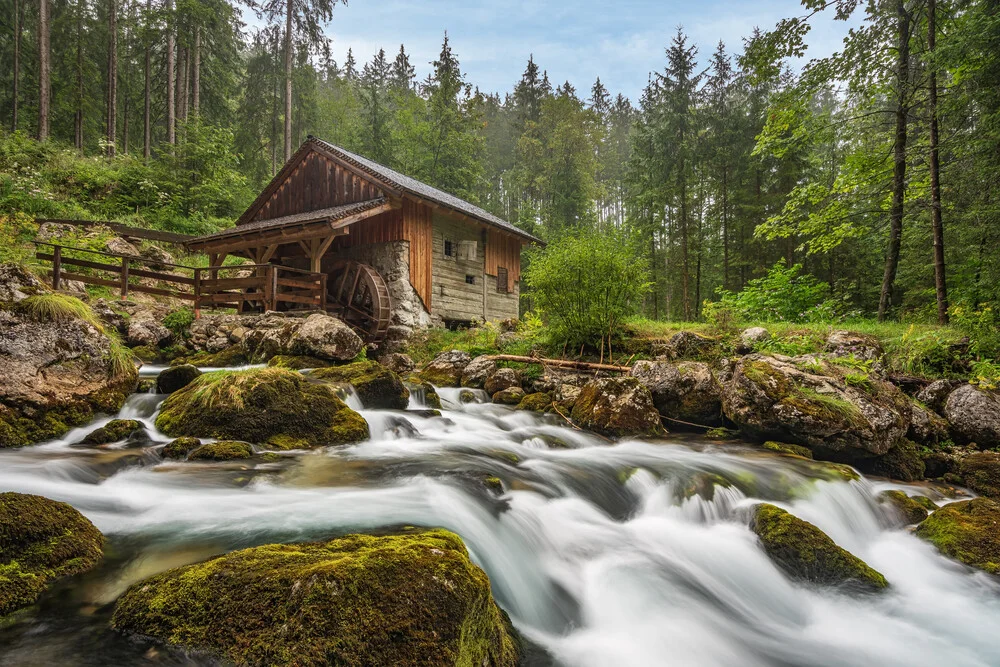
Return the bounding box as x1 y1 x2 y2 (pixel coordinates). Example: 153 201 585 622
444 239 454 257
458 240 478 261
465 275 476 285
497 267 509 294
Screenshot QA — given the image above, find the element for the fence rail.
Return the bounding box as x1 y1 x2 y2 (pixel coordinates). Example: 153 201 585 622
34 242 327 314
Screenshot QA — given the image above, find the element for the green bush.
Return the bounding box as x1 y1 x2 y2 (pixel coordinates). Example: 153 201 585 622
525 228 650 348
707 261 850 323
163 308 196 338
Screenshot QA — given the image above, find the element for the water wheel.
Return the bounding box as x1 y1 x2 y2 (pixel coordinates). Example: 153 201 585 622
327 260 391 344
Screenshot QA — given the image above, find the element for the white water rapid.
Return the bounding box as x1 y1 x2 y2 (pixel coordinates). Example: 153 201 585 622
2 369 999 666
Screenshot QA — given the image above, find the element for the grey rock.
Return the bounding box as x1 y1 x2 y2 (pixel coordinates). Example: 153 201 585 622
484 368 520 395
0 263 46 302
916 379 955 413
156 364 202 394
944 384 1000 448
630 360 723 426
461 356 498 388
128 317 172 348
570 377 662 438
291 313 364 361
105 237 139 257
382 352 415 376
737 326 770 354
825 330 884 363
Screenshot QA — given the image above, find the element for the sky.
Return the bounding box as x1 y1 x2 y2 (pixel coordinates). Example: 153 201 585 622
318 0 865 100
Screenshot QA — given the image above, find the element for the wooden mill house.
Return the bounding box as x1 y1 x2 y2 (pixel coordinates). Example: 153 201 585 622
36 137 539 344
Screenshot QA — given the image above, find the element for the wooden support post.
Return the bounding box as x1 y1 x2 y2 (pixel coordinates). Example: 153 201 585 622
263 264 276 312
51 245 62 289
320 274 328 311
120 256 129 301
193 268 202 318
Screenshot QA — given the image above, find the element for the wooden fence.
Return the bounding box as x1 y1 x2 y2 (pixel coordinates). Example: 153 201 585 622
35 242 327 314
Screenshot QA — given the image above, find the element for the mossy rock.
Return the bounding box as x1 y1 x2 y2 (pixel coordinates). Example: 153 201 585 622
177 346 247 368
957 451 1000 501
751 503 888 592
311 361 410 410
155 368 369 448
156 364 202 394
492 387 525 406
111 529 519 667
916 498 1000 574
162 437 202 459
266 355 335 370
423 383 443 410
570 377 662 439
0 492 104 617
878 490 930 525
189 441 254 461
131 345 163 363
762 441 813 459
859 439 926 482
80 419 142 445
516 392 552 412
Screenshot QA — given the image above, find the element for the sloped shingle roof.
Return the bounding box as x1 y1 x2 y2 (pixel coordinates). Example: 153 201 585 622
191 198 387 243
308 137 540 244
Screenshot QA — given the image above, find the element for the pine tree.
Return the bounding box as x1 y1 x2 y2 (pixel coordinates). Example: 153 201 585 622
390 44 415 91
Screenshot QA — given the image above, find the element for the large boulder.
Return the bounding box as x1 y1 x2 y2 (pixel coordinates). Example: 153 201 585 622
419 350 472 387
492 386 525 405
0 297 137 447
381 352 415 376
484 368 521 396
824 330 884 362
111 529 519 667
80 418 142 445
907 400 949 446
155 367 368 449
751 503 887 591
721 354 909 464
127 316 172 348
138 244 175 271
737 326 770 354
188 441 254 461
570 377 662 438
916 379 956 413
105 237 139 256
630 360 723 426
0 263 46 303
1 492 104 616
311 361 409 410
239 314 305 363
156 364 202 394
666 330 717 359
916 498 1000 574
290 312 364 362
858 438 925 482
956 451 1000 500
461 356 498 388
943 384 1000 448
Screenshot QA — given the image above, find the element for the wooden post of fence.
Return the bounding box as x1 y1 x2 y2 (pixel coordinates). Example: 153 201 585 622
120 256 130 301
263 265 275 313
320 274 328 311
193 268 202 319
51 245 62 290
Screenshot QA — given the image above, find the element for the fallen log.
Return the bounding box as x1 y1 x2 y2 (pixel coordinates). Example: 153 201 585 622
480 354 632 373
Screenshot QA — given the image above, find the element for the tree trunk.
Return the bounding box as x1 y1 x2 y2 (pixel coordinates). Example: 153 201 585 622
107 0 118 156
177 46 186 122
143 0 151 159
13 0 21 131
192 25 201 116
284 0 294 161
75 0 84 149
679 162 690 321
928 0 948 323
722 166 729 290
878 0 911 322
166 0 175 145
38 0 51 140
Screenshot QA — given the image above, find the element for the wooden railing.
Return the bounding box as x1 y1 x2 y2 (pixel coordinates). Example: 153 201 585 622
35 242 327 314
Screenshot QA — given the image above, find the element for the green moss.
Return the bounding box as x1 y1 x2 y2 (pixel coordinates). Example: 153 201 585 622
155 367 369 447
762 441 814 459
862 439 926 482
311 361 410 410
878 490 930 525
262 434 310 451
80 419 142 445
131 345 163 363
189 441 254 461
162 437 202 459
177 346 248 368
156 364 202 394
569 378 661 438
911 495 938 511
706 427 740 440
492 388 524 406
916 498 1000 574
957 452 1000 501
0 492 104 617
111 529 518 667
267 355 335 370
751 503 887 591
516 392 552 412
1 392 129 449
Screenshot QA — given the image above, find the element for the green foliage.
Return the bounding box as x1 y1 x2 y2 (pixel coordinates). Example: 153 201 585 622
708 261 849 323
526 227 650 348
163 308 196 339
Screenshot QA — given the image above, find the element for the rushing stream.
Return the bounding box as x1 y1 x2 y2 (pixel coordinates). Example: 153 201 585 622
2 364 1000 666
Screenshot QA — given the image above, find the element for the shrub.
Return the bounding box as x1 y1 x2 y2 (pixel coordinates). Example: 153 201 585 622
707 261 848 323
163 307 195 338
525 227 650 349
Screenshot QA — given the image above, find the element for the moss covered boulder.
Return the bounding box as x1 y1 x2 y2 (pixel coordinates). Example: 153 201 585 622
630 360 724 427
80 419 142 445
189 441 254 461
859 438 926 482
162 437 202 459
155 364 202 394
0 295 138 448
311 361 409 410
570 377 662 439
492 387 525 406
879 490 931 525
517 392 553 412
751 503 887 591
111 529 519 667
155 368 368 449
266 354 334 370
762 441 813 459
721 354 910 465
1 492 104 616
419 350 471 387
957 451 1000 500
916 498 1000 574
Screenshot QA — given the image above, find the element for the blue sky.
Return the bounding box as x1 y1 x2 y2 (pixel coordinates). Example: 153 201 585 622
320 0 863 100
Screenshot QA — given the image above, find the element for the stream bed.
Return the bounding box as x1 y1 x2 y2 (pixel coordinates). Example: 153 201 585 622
2 366 1000 666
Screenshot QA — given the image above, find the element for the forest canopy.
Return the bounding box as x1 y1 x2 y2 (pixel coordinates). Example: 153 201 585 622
1 0 998 325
